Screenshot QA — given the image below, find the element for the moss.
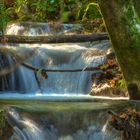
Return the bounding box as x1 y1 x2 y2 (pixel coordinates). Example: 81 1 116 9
0 110 13 140
0 110 5 129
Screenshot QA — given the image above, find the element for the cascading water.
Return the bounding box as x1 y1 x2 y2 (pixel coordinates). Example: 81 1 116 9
5 106 123 140
0 23 111 95
0 23 128 140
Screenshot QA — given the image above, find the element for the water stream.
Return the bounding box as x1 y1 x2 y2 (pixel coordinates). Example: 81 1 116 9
0 23 111 95
0 23 125 140
5 105 123 140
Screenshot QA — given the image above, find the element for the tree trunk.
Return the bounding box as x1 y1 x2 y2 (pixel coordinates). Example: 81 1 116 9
97 0 140 99
0 33 108 44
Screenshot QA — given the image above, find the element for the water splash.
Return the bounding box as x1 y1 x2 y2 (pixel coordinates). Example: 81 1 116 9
0 23 111 94
5 106 123 140
6 22 83 36
0 22 128 99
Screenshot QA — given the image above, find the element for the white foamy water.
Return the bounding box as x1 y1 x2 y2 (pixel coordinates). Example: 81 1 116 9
0 22 111 95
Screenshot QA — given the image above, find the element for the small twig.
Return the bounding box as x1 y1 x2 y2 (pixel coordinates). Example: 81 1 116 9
22 62 101 72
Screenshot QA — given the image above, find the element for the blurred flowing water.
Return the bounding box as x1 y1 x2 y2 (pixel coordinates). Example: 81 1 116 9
0 23 124 140
0 22 111 95
5 105 123 140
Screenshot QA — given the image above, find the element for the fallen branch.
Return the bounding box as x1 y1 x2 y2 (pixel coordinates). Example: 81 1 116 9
0 33 109 44
22 63 100 72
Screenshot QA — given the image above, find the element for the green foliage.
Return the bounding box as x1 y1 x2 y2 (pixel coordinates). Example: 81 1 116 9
0 4 10 35
31 0 60 21
116 79 126 89
6 0 30 21
1 0 102 23
123 0 140 48
82 3 101 21
0 110 5 128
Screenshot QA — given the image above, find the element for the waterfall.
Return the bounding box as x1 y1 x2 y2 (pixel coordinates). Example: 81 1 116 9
0 54 16 91
0 23 128 140
5 106 123 140
0 23 111 94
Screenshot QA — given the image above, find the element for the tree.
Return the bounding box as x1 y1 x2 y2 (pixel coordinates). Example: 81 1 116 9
91 0 140 99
